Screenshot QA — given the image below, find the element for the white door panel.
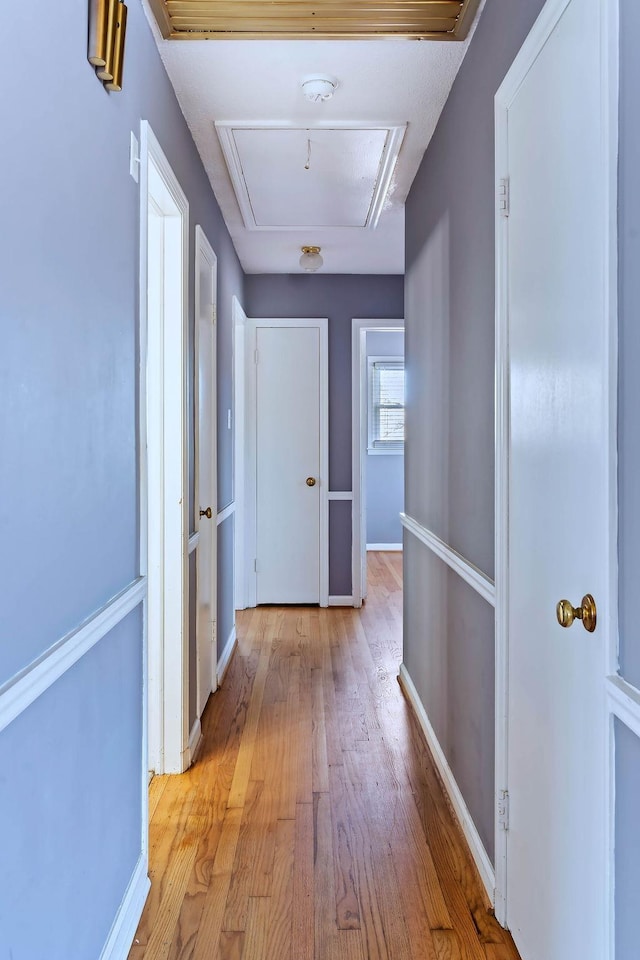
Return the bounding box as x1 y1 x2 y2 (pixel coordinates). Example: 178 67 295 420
195 228 217 717
256 325 321 604
500 0 613 956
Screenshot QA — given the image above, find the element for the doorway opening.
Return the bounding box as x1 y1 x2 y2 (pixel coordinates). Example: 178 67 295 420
351 319 405 606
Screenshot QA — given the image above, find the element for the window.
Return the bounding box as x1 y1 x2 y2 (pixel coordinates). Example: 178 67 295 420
368 357 405 453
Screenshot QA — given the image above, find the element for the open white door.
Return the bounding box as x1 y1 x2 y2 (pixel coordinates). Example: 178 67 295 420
140 121 190 776
195 226 217 719
495 0 617 955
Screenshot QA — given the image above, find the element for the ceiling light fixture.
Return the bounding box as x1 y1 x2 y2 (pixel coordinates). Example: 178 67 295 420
299 246 323 272
301 75 338 103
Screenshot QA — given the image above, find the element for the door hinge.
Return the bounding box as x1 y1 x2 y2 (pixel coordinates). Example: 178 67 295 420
211 304 217 324
498 789 510 831
254 349 259 365
211 619 217 646
253 558 258 573
498 177 510 218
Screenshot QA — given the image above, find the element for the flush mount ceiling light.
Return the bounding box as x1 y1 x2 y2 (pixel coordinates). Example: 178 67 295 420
299 246 323 272
301 75 338 103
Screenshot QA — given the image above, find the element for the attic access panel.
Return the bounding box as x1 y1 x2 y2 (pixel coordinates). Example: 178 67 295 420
148 0 481 40
216 123 406 230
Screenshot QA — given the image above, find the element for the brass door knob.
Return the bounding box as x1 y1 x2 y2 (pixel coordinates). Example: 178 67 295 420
556 594 597 633
306 477 316 487
199 507 213 519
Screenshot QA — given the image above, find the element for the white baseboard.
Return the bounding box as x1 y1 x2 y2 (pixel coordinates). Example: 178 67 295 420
217 626 237 686
366 543 403 551
99 853 150 960
328 595 354 606
187 717 202 765
398 663 495 904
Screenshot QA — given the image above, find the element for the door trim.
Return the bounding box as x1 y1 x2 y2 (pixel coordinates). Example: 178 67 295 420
351 319 404 608
139 120 190 777
245 318 329 608
494 0 619 938
232 296 248 610
194 224 218 718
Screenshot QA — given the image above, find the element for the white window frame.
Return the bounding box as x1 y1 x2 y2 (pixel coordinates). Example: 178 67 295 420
367 356 405 455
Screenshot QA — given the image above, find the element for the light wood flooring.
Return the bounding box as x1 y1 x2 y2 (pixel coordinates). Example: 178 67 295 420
129 552 520 960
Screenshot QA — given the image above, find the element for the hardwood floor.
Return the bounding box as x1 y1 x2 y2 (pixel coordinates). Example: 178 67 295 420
129 552 520 960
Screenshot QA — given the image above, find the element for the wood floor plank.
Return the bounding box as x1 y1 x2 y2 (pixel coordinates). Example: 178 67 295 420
292 801 314 960
130 782 197 954
328 765 360 931
129 554 521 960
190 807 243 960
222 780 271 931
227 649 270 810
241 897 270 960
311 666 330 793
313 790 342 960
263 817 295 960
432 928 464 960
218 931 244 960
148 775 168 821
133 840 198 960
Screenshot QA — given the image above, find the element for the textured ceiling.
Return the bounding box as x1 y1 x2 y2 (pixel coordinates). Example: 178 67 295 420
142 4 485 273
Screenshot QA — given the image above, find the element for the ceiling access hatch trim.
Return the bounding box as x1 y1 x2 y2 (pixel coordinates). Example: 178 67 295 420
216 121 407 232
147 0 481 40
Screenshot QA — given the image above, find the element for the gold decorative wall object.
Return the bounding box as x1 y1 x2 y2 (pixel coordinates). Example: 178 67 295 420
88 0 128 90
105 4 128 90
146 0 480 41
88 0 111 65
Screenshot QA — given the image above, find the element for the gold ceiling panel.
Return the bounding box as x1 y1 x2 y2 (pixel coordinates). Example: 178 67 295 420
148 0 480 40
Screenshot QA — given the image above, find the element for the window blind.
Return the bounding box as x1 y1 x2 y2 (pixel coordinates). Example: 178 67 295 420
370 360 405 449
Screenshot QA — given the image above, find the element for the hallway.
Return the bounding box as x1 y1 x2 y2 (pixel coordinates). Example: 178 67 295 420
129 554 519 960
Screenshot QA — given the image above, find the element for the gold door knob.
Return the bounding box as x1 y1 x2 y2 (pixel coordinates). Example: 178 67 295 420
199 507 213 519
306 477 316 487
556 594 597 633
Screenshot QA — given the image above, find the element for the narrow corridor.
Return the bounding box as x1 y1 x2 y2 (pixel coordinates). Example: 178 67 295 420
129 553 519 960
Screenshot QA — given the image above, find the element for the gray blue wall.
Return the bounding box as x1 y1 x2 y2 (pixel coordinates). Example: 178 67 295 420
365 330 404 546
245 274 404 597
0 1 242 955
616 0 640 952
404 0 547 864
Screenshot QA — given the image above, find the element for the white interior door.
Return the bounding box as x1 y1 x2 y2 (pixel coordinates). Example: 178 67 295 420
195 227 217 717
142 122 189 776
497 0 615 956
251 321 328 605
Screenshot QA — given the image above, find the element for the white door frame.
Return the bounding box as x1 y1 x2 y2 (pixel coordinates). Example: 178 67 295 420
232 295 247 610
139 120 190 776
194 224 218 720
494 0 619 936
351 318 404 608
245 318 329 608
